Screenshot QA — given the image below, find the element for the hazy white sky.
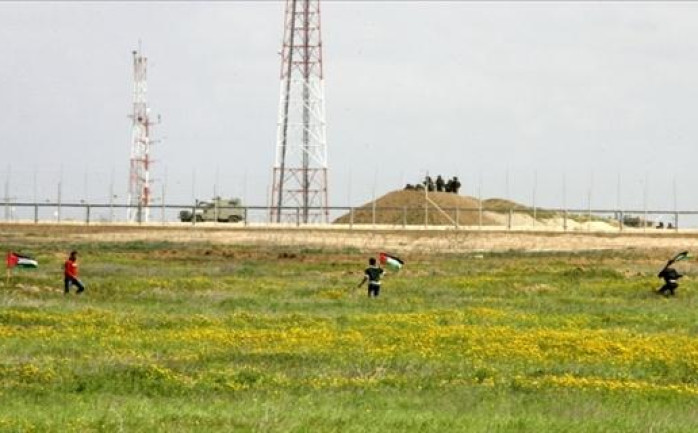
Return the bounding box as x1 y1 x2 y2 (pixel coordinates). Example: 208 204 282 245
2 1 698 213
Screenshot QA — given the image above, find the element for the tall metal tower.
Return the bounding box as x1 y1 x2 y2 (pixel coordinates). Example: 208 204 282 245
126 46 158 222
270 0 329 223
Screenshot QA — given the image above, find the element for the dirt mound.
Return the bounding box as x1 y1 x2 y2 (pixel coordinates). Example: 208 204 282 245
482 198 521 211
336 190 620 229
334 190 505 226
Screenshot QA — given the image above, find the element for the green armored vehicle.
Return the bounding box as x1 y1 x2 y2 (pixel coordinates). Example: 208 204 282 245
179 197 245 223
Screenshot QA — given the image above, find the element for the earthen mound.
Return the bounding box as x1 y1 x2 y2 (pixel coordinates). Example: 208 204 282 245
334 190 505 226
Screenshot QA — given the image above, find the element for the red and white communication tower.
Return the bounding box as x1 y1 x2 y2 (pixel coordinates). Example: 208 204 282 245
126 47 159 223
270 0 329 223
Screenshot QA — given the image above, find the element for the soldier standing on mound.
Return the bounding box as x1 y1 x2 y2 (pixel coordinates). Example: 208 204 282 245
424 176 435 192
436 175 445 192
451 176 461 194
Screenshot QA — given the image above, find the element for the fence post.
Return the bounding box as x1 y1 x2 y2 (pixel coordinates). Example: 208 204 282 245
478 204 483 231
137 203 143 225
244 207 248 227
34 204 38 224
563 210 568 232
508 208 513 231
349 207 354 229
191 202 197 227
643 207 648 233
455 207 459 230
619 211 623 232
296 207 301 227
402 206 407 229
674 212 679 231
533 206 537 228
85 205 91 225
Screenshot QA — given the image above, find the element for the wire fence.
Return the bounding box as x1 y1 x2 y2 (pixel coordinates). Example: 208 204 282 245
1 201 695 232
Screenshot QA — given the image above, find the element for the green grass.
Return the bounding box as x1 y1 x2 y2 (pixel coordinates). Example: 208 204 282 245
2 242 698 432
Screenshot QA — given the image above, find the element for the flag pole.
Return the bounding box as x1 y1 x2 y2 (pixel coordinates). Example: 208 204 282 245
424 170 429 228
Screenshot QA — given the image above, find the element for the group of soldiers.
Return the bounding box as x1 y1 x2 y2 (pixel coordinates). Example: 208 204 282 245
404 175 461 194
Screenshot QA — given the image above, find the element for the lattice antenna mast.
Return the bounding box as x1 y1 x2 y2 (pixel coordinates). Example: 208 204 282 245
126 46 159 222
271 0 329 223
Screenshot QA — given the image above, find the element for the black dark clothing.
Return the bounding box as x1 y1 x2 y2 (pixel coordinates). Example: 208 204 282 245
658 281 679 296
659 267 681 280
451 178 461 194
435 176 445 192
364 266 384 297
364 266 384 284
658 266 682 296
424 176 435 192
64 276 85 294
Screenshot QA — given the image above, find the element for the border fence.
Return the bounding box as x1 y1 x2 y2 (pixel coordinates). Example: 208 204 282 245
0 201 694 232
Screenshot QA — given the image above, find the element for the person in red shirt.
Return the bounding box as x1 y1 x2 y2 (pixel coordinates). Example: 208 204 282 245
64 251 85 294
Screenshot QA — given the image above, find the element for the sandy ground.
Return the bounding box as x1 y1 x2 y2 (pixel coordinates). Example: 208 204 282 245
2 222 697 254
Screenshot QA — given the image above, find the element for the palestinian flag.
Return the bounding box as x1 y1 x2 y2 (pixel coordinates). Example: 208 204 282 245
379 252 404 271
6 252 38 269
671 251 691 263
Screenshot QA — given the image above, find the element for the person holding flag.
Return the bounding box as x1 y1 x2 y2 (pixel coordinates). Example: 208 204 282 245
657 251 690 297
358 257 384 298
357 253 404 297
64 251 85 295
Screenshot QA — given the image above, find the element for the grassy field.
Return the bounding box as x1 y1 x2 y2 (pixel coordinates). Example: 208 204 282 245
2 239 698 432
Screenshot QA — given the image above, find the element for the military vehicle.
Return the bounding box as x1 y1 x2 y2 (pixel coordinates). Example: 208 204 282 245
179 197 245 223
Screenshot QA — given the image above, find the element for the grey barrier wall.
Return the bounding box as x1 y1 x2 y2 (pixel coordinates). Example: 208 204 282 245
1 202 693 232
